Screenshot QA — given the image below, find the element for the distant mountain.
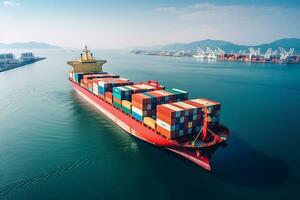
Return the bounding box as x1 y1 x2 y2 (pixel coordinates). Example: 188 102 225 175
255 38 300 52
0 42 60 49
161 39 244 52
149 38 300 54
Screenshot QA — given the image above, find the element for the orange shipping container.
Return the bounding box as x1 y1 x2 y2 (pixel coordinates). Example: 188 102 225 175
113 97 122 105
106 97 113 105
157 125 170 138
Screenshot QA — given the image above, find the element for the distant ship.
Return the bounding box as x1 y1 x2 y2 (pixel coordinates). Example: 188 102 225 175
0 52 45 72
67 46 230 171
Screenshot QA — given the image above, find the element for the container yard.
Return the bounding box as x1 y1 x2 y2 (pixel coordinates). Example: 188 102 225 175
132 47 300 64
67 46 230 171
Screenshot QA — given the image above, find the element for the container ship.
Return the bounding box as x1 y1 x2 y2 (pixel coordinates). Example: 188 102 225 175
67 46 230 171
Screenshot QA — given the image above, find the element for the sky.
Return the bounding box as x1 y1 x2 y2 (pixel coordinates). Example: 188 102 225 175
0 0 300 48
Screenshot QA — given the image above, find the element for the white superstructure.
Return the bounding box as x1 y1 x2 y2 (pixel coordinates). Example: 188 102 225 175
0 53 19 64
20 52 35 61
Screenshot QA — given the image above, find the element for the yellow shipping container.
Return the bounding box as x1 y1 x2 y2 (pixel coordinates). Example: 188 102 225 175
122 100 132 109
188 122 193 128
143 117 156 129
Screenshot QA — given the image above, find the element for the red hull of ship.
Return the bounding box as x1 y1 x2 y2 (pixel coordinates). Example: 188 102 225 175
71 81 212 171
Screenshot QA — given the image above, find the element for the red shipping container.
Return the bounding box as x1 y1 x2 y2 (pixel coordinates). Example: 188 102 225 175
105 92 113 99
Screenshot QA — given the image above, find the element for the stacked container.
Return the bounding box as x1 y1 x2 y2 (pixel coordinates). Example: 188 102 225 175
156 100 204 139
113 84 159 115
93 78 133 100
164 88 189 101
113 84 156 101
131 89 189 122
143 117 156 129
189 98 221 128
121 100 132 115
105 92 113 105
73 72 89 84
87 79 93 92
83 73 119 80
82 73 119 89
73 72 108 84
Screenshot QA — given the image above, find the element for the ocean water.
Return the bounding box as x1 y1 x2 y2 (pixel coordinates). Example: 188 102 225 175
0 49 300 200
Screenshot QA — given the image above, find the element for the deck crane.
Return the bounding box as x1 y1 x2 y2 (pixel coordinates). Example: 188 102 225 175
192 106 222 150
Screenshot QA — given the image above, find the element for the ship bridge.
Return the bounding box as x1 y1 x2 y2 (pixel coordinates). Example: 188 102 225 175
67 46 107 73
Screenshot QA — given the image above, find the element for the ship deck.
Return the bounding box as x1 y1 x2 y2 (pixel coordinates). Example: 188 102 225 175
70 79 229 149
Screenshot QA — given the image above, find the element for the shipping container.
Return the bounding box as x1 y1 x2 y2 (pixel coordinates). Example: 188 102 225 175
189 98 221 128
97 78 133 96
82 74 119 90
113 84 156 102
122 106 131 115
130 89 188 122
122 100 132 110
83 73 119 81
156 100 204 139
113 101 122 109
164 88 189 101
73 72 87 83
132 110 143 122
113 96 122 105
143 117 156 129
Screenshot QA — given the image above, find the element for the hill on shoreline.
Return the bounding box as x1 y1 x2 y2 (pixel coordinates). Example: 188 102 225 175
0 42 60 49
143 38 300 54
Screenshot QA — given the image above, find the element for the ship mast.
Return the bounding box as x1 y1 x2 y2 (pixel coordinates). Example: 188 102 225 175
82 45 93 62
84 45 89 60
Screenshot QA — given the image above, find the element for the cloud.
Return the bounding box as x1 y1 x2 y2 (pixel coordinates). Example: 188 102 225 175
152 3 300 45
155 6 177 12
3 0 20 7
192 3 215 10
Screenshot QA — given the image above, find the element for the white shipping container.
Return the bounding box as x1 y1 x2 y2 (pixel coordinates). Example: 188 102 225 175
172 88 188 94
69 71 73 79
156 119 171 131
93 83 98 96
132 106 143 116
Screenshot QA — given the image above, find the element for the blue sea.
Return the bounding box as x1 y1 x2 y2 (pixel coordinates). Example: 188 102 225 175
0 49 299 199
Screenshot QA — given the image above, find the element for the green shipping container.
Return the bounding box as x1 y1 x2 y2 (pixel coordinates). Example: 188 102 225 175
114 102 122 109
122 106 131 115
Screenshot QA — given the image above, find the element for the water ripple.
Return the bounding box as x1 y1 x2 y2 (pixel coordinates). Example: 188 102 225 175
0 157 96 197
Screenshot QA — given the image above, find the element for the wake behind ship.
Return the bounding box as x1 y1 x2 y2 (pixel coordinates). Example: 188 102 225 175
67 46 230 171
